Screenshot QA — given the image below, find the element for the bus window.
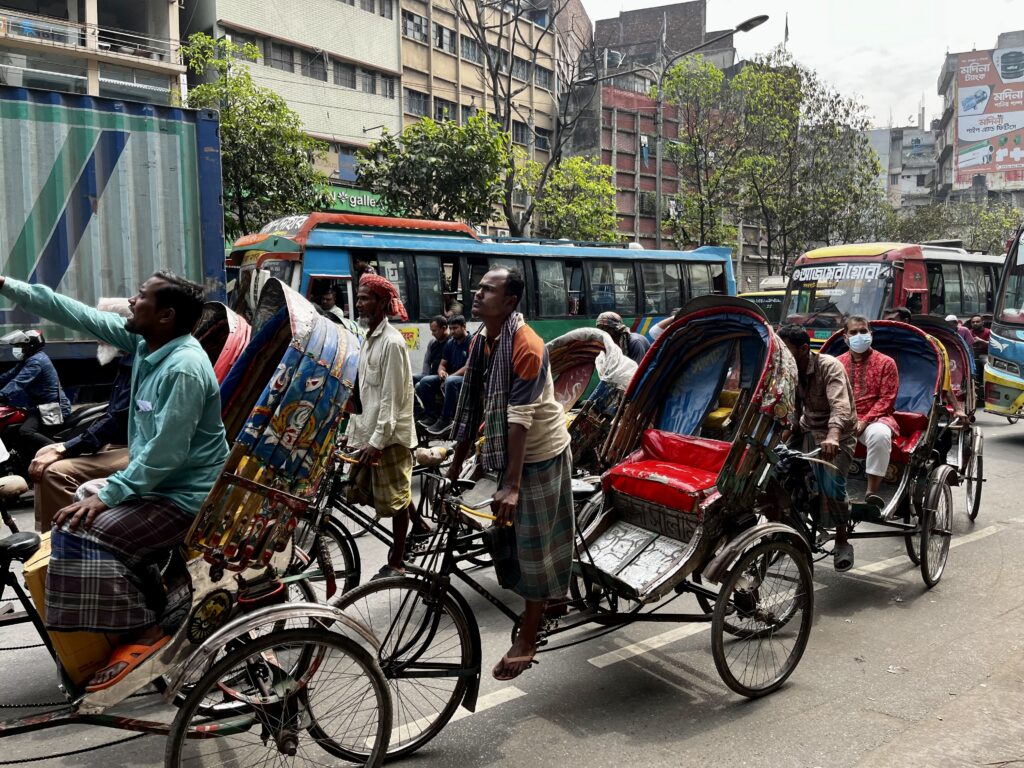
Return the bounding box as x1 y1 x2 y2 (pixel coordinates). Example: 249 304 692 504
641 263 683 314
942 263 962 315
566 261 585 316
710 264 727 294
308 277 354 319
416 255 443 319
442 257 463 317
375 253 411 320
612 264 636 314
984 266 997 312
961 263 987 315
536 259 569 316
927 262 944 315
589 262 636 315
467 256 528 312
688 264 712 297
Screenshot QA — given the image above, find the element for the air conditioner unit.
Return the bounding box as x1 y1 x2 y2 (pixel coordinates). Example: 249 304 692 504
496 228 510 237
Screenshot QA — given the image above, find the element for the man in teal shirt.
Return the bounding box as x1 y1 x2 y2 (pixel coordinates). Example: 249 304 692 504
0 271 227 691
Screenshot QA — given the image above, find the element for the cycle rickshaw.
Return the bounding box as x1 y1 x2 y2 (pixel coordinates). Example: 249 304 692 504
768 320 954 588
0 279 391 766
331 296 815 761
910 315 985 521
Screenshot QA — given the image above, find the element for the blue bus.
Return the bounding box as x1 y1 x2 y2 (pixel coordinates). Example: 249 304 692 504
985 224 1024 422
227 213 736 370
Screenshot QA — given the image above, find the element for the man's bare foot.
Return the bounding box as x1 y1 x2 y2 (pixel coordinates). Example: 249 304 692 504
492 639 537 681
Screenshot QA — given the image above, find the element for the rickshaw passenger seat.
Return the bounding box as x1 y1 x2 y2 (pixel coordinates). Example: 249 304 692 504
603 430 730 514
854 411 929 465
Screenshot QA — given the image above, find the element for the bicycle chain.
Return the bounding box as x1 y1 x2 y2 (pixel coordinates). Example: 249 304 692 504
0 733 147 764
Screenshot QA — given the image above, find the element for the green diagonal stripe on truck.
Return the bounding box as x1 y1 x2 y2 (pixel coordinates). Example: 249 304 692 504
2 126 99 280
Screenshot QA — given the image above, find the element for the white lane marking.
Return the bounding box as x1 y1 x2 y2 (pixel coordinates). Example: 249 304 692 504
449 685 527 724
387 686 527 745
588 581 829 669
846 523 1005 578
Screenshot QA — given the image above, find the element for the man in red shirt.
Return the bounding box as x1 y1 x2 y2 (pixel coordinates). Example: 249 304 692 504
837 315 900 507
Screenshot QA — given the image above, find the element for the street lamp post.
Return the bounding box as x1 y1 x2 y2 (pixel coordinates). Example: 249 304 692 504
582 14 767 248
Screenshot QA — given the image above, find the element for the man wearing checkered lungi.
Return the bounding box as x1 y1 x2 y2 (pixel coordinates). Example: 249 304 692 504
0 273 227 692
447 267 573 681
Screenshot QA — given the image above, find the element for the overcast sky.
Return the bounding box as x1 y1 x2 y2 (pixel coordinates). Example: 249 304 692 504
581 0 1021 128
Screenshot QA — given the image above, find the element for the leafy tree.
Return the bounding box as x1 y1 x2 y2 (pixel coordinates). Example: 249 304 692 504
182 33 330 240
356 114 509 227
525 155 620 242
451 0 595 236
660 56 745 247
895 201 1021 253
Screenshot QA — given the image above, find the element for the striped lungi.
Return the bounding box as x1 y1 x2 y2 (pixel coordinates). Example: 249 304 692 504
45 498 194 633
345 443 413 517
506 448 574 601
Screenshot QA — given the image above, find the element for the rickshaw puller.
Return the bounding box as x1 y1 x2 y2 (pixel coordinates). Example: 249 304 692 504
0 273 227 692
447 267 574 681
779 325 858 571
837 315 899 508
343 273 420 578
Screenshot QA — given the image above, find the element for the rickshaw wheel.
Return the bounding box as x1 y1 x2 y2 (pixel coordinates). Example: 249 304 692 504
965 441 983 522
165 627 391 768
903 500 922 565
921 471 953 588
332 575 475 759
711 540 813 699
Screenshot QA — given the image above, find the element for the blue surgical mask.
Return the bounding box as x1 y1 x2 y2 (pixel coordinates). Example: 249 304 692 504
11 348 24 361
848 332 872 354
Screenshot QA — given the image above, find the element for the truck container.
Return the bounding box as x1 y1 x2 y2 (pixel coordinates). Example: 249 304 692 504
0 86 224 388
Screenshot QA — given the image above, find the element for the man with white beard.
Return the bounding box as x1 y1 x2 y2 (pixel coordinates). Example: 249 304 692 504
28 298 133 531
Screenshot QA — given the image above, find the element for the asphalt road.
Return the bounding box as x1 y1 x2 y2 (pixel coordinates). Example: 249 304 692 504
1 411 1022 767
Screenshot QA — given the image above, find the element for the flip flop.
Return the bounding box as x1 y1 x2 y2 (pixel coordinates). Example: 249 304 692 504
492 651 538 681
371 564 405 581
85 635 171 692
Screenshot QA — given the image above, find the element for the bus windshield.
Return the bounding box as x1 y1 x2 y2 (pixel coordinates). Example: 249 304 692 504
785 262 891 329
997 266 1024 325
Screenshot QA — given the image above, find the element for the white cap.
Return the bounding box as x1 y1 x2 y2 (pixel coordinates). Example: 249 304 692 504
945 314 958 322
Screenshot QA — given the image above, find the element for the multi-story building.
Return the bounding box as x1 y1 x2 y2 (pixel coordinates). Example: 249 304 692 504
183 0 403 182
574 0 735 249
0 0 184 104
867 119 938 211
935 29 1024 206
396 0 590 233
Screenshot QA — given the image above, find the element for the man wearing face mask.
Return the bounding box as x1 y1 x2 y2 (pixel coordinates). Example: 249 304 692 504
836 315 899 508
28 299 133 531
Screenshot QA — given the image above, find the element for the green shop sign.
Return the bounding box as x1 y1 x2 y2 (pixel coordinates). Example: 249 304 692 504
324 186 388 215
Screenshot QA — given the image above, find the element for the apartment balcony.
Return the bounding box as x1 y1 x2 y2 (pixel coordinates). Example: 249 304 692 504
0 7 183 74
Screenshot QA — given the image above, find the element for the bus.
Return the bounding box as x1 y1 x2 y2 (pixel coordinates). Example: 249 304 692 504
985 225 1024 422
227 213 736 368
781 242 1004 348
738 291 785 324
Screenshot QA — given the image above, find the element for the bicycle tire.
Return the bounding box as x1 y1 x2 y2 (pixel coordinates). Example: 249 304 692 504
165 627 391 767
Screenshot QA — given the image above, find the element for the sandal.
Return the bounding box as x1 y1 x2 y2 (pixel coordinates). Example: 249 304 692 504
492 650 538 681
85 635 171 692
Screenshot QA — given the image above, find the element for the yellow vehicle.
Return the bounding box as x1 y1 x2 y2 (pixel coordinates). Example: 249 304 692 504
738 290 785 324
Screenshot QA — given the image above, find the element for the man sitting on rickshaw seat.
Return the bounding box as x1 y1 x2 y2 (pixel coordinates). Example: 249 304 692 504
779 325 858 572
0 272 228 693
835 315 899 509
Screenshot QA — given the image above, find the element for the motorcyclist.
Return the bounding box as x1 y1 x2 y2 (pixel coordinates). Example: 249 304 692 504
0 330 71 460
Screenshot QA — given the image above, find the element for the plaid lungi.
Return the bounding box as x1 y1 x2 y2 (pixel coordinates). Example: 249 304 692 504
346 443 413 517
45 497 194 633
505 448 574 601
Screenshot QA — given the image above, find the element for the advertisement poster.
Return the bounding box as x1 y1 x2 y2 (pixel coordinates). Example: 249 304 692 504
956 48 1024 181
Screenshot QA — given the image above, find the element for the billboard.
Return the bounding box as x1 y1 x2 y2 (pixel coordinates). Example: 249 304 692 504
956 47 1024 186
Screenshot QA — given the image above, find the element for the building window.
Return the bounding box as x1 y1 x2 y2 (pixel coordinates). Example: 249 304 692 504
889 173 899 185
461 103 477 123
405 88 430 117
301 52 327 81
511 120 530 145
360 69 377 94
433 23 456 54
512 188 528 206
360 0 374 11
916 174 926 186
488 45 510 73
535 126 550 151
334 60 356 88
511 56 531 81
402 11 428 43
380 75 396 99
228 31 260 60
378 0 393 17
338 0 354 5
535 66 552 90
267 41 295 72
460 35 482 64
434 97 456 121
638 191 657 216
338 147 358 183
